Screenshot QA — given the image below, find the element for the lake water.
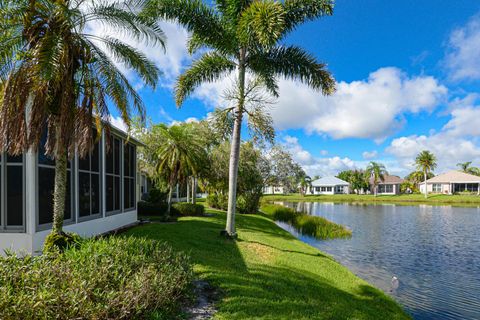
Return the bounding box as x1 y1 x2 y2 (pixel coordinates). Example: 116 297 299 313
278 201 480 320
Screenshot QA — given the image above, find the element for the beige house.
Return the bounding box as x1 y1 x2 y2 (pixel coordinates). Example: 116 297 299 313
419 170 480 194
370 175 404 195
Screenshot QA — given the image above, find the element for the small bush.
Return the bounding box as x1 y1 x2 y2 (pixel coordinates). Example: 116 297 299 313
236 191 262 214
43 232 82 253
172 202 205 216
207 193 228 211
0 237 193 320
261 204 352 240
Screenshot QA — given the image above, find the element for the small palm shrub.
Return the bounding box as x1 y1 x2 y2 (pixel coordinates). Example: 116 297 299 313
172 203 205 216
43 232 82 253
0 237 193 320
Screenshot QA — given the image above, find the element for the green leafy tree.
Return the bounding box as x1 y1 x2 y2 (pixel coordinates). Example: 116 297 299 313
403 170 434 193
0 0 163 234
142 0 336 236
365 162 387 197
338 169 368 194
415 150 437 198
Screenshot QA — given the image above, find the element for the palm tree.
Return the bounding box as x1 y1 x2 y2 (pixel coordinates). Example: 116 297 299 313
299 175 312 196
415 150 437 198
152 124 207 213
456 161 480 175
0 0 164 234
143 0 335 236
365 162 387 197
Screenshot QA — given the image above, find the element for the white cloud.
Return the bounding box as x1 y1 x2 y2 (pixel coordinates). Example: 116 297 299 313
445 14 480 81
270 67 447 141
110 116 128 132
281 136 362 177
320 150 329 156
362 150 378 159
386 103 480 174
85 18 191 85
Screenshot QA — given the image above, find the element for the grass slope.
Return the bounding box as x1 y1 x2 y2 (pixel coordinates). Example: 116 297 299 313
128 209 409 320
264 193 480 206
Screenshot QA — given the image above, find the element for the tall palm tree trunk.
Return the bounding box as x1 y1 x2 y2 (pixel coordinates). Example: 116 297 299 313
424 170 427 199
167 184 173 213
192 177 197 204
186 178 190 202
52 125 67 234
225 48 246 237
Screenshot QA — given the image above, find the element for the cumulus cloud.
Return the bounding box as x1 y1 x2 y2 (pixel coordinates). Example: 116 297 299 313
444 14 480 81
362 150 378 159
270 67 447 141
281 136 363 177
386 101 480 173
85 18 191 86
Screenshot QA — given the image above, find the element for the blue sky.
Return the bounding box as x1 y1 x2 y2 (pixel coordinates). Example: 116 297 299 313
104 1 480 177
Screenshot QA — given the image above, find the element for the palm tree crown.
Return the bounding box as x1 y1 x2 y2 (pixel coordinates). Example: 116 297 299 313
151 124 207 212
142 0 336 236
415 150 437 198
365 162 387 196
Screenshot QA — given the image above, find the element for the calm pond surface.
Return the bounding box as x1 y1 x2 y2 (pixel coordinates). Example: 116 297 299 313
278 201 480 320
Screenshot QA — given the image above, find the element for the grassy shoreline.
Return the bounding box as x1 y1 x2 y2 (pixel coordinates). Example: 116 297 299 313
263 193 480 206
131 208 410 319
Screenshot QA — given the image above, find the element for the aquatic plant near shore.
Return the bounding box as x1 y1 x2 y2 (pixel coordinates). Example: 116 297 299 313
260 204 352 240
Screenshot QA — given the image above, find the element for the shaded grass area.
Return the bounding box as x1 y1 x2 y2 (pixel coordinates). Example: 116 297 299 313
129 209 409 320
260 203 352 239
263 193 480 206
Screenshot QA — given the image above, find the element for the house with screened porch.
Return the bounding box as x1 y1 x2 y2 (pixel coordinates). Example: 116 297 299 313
0 125 141 254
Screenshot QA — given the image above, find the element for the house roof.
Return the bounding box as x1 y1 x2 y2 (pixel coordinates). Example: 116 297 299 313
311 176 349 186
423 170 480 184
370 174 404 185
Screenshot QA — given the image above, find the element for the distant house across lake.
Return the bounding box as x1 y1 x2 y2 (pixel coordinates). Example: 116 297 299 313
419 170 480 194
370 175 403 195
309 177 349 195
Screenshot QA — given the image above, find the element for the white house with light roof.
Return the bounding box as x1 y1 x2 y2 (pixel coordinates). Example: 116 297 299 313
308 176 349 195
419 170 480 195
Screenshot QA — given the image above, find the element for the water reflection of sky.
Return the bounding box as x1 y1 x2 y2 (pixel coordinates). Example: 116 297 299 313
278 202 480 320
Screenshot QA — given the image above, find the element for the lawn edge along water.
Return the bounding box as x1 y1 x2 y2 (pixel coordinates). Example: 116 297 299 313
263 193 480 206
129 208 410 320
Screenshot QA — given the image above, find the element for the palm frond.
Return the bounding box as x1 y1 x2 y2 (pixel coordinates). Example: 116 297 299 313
142 0 236 55
237 0 285 49
248 45 335 95
89 36 161 88
175 52 236 106
282 0 333 34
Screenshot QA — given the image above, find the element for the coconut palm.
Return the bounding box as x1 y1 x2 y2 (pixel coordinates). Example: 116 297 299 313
151 124 207 213
365 162 387 197
0 0 164 234
456 161 480 176
143 0 335 236
415 150 437 198
299 175 312 196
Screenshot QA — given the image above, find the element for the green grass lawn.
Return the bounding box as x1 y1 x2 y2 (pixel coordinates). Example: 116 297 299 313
263 193 480 206
128 209 410 320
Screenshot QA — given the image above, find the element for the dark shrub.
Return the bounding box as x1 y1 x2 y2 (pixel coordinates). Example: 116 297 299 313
146 187 167 204
138 200 168 216
43 232 82 253
172 203 205 216
0 237 193 320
